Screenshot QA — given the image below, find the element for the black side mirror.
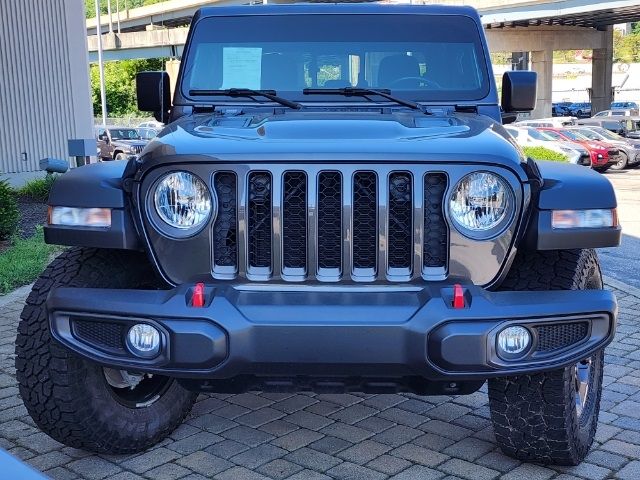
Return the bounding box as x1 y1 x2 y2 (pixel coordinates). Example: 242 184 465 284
136 71 171 123
501 71 537 113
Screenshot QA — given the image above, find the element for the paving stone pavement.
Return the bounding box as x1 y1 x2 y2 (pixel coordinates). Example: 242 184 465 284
0 283 639 480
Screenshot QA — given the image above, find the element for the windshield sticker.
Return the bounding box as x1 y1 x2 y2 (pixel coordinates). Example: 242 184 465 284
222 47 262 89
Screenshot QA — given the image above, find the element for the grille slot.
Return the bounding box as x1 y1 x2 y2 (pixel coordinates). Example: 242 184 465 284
352 172 377 270
248 172 272 269
213 172 238 269
72 319 125 352
317 172 343 271
388 172 412 270
423 173 448 269
283 172 307 270
536 322 589 352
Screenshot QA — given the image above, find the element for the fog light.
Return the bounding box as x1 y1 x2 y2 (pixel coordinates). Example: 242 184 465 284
497 326 531 359
126 324 161 358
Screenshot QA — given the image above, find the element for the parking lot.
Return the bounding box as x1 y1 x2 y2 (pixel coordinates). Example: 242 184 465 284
0 168 638 480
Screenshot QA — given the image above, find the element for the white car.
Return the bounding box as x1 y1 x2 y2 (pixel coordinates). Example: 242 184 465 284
137 120 164 130
505 126 591 166
515 117 577 128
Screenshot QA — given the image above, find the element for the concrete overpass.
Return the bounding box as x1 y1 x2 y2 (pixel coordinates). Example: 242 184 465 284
86 0 640 118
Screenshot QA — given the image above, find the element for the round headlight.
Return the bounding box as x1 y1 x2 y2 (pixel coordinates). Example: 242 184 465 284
154 171 211 230
449 172 514 238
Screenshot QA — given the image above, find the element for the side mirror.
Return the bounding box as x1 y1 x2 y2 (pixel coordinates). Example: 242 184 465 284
501 71 537 113
136 71 171 123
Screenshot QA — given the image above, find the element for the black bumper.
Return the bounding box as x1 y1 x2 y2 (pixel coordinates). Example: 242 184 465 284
47 284 617 392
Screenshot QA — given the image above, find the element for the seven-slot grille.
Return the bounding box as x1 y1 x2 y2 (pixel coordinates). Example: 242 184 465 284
211 169 448 282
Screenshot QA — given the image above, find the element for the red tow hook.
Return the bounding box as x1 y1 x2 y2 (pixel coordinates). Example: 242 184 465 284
192 282 206 308
453 283 465 309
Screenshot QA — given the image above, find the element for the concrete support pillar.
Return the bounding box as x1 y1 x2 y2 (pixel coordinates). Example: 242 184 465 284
591 26 614 115
530 49 553 119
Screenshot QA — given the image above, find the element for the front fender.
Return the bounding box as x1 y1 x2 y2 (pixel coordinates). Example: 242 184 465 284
44 161 141 250
525 161 621 250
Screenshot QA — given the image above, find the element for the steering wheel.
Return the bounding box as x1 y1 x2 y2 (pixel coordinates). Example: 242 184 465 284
388 76 442 89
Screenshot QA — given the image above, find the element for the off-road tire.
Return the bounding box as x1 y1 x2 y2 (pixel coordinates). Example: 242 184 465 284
15 248 197 454
114 152 128 161
489 249 605 465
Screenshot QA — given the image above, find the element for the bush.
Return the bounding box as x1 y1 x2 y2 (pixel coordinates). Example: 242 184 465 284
0 179 19 240
522 146 568 162
18 173 57 202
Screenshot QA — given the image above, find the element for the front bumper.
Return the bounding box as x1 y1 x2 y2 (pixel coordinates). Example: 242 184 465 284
47 284 616 391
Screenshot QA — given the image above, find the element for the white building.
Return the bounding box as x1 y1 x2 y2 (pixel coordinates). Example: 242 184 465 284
0 0 93 185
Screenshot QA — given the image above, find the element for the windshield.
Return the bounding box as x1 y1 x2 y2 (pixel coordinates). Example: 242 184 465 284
575 129 603 140
591 128 622 140
109 129 140 140
181 14 490 103
527 128 554 141
561 130 588 141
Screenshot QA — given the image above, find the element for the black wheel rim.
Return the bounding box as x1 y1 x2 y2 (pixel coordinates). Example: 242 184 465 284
103 368 172 408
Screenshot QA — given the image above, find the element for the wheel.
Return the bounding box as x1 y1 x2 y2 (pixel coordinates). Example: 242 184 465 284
594 166 610 173
489 249 605 465
609 151 628 170
15 248 197 454
114 152 128 161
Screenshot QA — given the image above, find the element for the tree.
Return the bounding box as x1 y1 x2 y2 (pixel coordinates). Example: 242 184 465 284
85 0 165 19
90 58 164 117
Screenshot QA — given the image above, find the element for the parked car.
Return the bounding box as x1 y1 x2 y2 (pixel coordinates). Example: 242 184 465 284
574 126 640 170
137 120 164 130
23 4 620 467
565 102 591 118
137 127 159 140
537 127 618 172
611 101 638 111
516 117 576 128
592 109 638 118
577 116 640 139
552 102 573 117
504 126 591 166
95 126 148 161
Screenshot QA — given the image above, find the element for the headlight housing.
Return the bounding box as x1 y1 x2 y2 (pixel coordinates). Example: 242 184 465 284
449 172 514 239
153 171 212 234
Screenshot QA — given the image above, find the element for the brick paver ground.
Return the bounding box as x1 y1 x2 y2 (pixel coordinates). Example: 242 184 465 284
0 282 639 480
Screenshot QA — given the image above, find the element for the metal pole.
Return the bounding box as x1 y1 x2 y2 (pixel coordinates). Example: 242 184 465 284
95 0 108 126
107 0 113 33
116 0 121 34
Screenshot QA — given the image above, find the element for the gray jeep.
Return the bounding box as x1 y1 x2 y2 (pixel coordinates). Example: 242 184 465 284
17 3 621 465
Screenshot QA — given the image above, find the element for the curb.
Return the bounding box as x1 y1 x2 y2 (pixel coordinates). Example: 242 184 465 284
0 284 32 308
604 275 640 299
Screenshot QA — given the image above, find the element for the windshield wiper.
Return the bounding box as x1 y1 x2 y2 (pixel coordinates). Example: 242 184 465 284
189 88 302 110
303 87 421 111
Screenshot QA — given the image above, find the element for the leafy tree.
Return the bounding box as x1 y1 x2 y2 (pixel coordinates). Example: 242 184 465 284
86 0 165 19
90 58 164 117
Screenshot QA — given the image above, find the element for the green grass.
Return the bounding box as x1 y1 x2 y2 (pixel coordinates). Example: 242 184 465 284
0 228 60 295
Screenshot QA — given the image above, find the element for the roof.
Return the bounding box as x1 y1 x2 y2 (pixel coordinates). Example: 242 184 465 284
195 3 481 20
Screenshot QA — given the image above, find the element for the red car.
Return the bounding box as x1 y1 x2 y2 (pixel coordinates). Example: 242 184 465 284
537 127 619 172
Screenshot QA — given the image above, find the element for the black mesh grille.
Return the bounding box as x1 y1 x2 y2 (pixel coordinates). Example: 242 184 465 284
73 319 125 351
213 172 237 267
318 172 342 269
536 322 589 352
388 173 412 269
352 172 377 269
248 172 272 268
283 172 307 269
423 173 448 268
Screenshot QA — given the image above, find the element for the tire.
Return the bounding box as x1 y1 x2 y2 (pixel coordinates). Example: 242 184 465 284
489 249 605 465
609 151 628 170
114 152 127 161
15 248 197 454
594 166 610 173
